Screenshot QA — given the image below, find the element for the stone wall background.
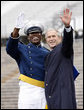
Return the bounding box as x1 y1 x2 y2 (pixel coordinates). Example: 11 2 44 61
1 39 83 109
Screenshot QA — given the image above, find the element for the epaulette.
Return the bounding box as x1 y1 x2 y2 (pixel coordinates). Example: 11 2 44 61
43 46 50 52
19 41 24 44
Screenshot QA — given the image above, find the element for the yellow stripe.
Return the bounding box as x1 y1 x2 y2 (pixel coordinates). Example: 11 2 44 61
18 74 44 88
45 105 48 109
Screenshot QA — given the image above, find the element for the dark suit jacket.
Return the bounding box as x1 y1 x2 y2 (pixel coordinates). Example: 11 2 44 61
45 27 77 109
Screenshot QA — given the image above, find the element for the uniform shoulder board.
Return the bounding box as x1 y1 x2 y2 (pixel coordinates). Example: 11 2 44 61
19 40 24 44
43 46 50 52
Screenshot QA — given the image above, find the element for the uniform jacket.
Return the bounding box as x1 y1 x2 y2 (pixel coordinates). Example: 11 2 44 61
45 27 77 109
6 35 49 87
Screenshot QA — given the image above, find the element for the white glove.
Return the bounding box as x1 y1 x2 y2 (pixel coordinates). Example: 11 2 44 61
15 12 25 29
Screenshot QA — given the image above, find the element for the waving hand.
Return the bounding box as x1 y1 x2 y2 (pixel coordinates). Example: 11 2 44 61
60 8 72 27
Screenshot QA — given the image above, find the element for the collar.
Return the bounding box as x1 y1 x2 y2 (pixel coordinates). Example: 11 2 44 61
28 43 41 48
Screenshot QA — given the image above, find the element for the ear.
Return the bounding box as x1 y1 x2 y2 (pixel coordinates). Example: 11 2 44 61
41 35 42 39
45 38 48 43
27 35 30 40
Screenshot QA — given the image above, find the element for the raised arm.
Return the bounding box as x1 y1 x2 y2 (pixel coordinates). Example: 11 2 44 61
60 8 73 58
6 13 25 60
60 8 72 27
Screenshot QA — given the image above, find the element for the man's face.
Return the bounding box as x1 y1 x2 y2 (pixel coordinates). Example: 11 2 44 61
28 32 42 45
46 30 61 49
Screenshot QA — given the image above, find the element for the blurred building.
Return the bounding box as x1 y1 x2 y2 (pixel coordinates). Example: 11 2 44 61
1 1 83 46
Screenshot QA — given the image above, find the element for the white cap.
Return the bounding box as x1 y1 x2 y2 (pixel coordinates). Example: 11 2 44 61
24 20 44 35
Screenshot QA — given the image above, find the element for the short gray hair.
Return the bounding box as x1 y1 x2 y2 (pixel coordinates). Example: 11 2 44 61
45 28 62 38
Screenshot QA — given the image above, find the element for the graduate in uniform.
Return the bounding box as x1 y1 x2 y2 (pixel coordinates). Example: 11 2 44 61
45 8 77 109
6 13 49 109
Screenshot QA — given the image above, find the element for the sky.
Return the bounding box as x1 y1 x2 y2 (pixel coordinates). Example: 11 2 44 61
1 1 83 38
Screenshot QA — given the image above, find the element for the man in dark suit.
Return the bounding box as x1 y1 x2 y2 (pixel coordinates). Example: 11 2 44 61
45 8 77 109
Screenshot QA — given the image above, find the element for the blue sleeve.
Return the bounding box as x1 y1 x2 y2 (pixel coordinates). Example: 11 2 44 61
6 35 20 61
